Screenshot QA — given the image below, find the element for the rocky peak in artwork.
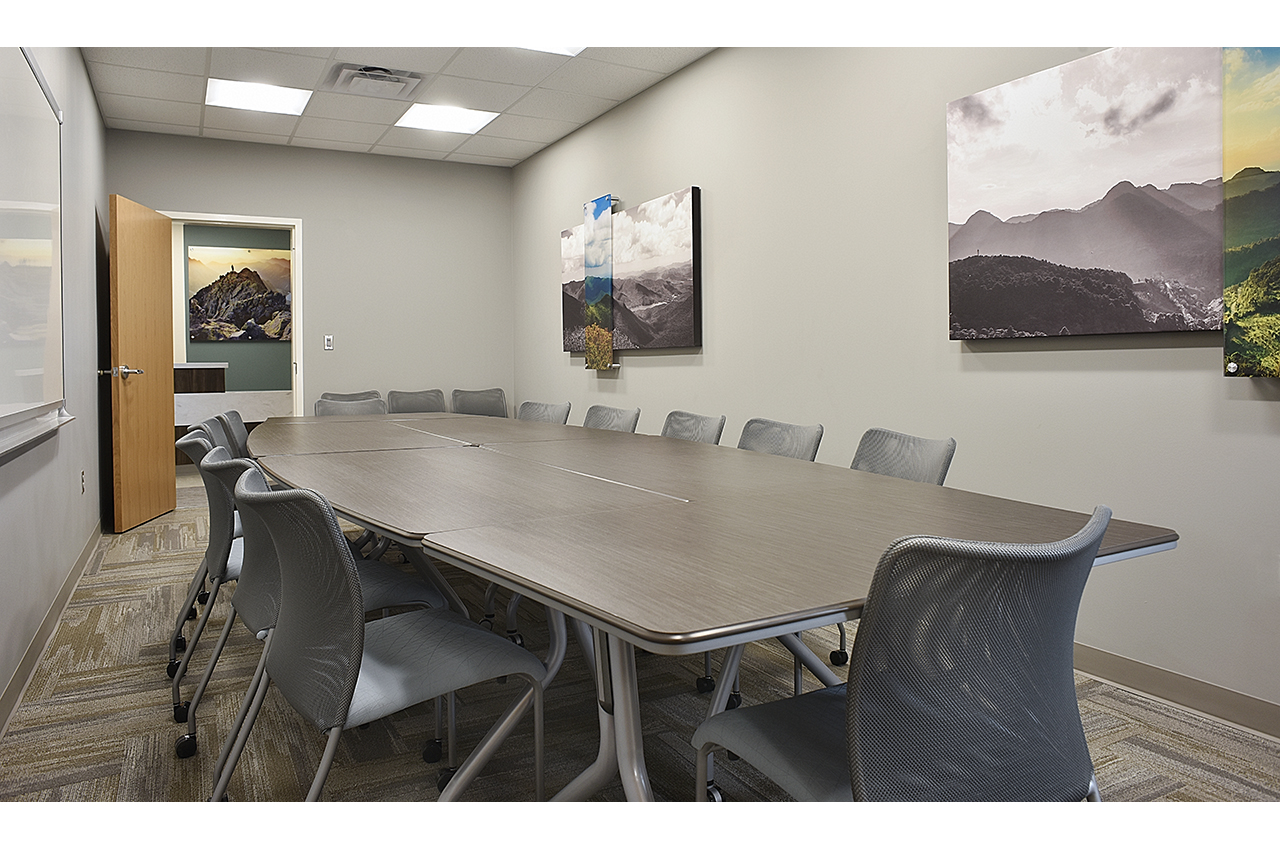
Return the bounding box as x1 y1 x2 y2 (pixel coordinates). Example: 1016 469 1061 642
189 266 291 341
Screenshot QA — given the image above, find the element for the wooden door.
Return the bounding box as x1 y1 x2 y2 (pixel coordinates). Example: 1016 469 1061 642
107 194 175 532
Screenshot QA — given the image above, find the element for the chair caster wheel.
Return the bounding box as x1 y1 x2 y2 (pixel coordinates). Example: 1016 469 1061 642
437 767 457 793
173 701 189 723
197 590 209 605
186 606 198 621
166 660 181 679
175 733 197 758
173 635 186 653
726 693 741 710
481 617 495 631
507 632 524 647
695 676 715 694
705 782 724 802
422 739 443 763
829 649 849 666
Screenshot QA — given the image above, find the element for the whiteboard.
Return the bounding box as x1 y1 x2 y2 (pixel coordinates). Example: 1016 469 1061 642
0 48 69 464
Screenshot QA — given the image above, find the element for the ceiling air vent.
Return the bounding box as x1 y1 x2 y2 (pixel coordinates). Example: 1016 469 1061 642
324 64 425 100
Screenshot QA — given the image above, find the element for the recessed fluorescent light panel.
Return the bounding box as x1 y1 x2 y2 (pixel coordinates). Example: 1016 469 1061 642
205 78 312 115
395 104 499 134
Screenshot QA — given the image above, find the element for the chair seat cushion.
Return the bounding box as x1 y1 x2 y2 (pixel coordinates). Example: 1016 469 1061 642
344 607 545 729
693 684 852 802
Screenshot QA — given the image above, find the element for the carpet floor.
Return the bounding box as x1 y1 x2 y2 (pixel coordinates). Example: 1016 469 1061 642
2 466 1278 802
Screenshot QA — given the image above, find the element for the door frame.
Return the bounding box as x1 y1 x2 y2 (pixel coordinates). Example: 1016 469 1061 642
161 211 305 415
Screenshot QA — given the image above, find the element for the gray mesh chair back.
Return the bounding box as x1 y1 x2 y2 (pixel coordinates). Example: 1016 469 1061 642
582 404 641 433
320 390 381 402
850 428 956 485
314 397 388 416
216 410 251 459
189 415 237 457
516 400 572 424
452 387 509 417
847 506 1110 800
205 453 280 637
693 506 1111 802
387 388 447 413
736 417 823 461
661 410 726 445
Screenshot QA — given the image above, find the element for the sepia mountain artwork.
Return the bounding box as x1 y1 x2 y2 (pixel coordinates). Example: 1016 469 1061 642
188 246 291 342
947 47 1224 339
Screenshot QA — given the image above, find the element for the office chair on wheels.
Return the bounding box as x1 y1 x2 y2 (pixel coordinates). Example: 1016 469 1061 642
212 469 547 801
694 506 1111 802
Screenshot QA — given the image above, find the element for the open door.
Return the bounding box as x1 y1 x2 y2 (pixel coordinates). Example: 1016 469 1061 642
104 194 175 532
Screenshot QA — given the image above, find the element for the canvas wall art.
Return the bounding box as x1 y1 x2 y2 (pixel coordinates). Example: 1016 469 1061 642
1222 47 1280 377
947 47 1224 339
188 246 291 342
562 186 702 359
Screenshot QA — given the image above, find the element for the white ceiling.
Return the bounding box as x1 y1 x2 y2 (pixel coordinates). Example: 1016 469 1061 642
80 46 716 167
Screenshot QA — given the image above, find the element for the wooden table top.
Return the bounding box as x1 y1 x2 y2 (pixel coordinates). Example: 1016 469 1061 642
250 415 1178 653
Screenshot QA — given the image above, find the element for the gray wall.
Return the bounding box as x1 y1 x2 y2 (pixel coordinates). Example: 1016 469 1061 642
510 48 1280 707
106 133 516 411
0 48 105 703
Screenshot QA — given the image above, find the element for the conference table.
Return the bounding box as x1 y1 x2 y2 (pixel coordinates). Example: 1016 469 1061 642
247 411 1178 801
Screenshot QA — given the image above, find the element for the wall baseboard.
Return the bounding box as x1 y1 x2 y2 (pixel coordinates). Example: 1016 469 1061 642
0 525 101 739
1075 642 1280 740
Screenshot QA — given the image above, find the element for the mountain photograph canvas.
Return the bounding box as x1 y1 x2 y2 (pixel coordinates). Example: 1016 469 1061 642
562 187 701 356
947 47 1224 339
188 246 291 342
1222 47 1280 377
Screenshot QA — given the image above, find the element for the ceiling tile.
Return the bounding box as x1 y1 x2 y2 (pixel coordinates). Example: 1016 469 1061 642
290 137 374 153
94 92 203 126
507 87 617 124
85 62 206 103
201 127 292 146
107 118 202 137
441 47 570 86
80 47 209 76
369 145 450 161
453 134 545 160
302 91 410 124
208 47 329 89
446 151 522 167
539 58 664 102
480 112 579 144
293 116 389 145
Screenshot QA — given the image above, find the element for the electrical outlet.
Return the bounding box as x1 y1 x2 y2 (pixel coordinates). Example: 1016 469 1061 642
324 334 334 350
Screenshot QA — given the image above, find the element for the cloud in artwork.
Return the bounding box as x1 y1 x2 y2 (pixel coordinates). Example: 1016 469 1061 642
1101 88 1178 136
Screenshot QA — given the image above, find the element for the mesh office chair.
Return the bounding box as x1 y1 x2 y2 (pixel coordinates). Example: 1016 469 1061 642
188 414 238 458
176 450 448 760
850 427 956 486
168 432 243 723
582 404 641 433
215 410 251 458
516 400 572 424
661 410 726 445
213 470 547 801
387 389 447 413
452 387 509 417
736 417 823 461
320 390 381 402
694 506 1111 802
314 397 388 416
822 427 959 665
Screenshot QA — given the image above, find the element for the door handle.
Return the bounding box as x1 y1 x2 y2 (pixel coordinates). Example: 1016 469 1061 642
98 365 145 378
